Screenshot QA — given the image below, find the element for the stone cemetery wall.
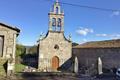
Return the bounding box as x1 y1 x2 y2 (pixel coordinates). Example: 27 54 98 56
73 47 120 73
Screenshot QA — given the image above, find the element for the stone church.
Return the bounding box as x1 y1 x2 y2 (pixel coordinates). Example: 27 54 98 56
38 1 72 72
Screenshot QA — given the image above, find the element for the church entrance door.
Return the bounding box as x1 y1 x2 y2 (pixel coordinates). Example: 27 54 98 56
52 56 59 71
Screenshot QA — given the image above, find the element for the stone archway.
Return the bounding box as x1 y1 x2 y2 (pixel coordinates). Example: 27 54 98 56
52 56 59 71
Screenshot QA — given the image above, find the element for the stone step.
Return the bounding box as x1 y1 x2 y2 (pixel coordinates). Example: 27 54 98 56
16 72 76 77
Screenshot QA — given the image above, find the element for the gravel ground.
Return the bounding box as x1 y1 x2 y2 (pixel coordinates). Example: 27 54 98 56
0 76 117 80
0 73 117 80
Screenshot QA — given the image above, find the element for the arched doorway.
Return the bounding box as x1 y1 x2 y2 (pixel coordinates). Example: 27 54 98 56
52 56 59 70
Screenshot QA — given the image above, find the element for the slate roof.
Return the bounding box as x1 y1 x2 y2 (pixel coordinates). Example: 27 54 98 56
73 39 120 48
0 22 20 33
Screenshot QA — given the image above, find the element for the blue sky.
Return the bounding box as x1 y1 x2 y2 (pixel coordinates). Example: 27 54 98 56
0 0 120 45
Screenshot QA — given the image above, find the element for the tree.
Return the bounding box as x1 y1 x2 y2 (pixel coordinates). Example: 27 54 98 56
16 44 25 57
28 45 38 54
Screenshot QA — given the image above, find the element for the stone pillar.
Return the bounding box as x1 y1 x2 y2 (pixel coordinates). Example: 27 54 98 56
13 34 17 59
7 54 14 76
98 57 103 75
49 17 52 31
74 57 78 73
7 34 16 76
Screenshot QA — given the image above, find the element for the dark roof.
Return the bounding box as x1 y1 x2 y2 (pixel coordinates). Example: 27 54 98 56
73 39 120 48
0 22 20 33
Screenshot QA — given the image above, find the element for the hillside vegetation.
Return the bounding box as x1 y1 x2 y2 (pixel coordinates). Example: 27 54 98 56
74 39 120 48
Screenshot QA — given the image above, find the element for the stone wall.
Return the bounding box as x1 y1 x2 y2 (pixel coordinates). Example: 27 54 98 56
0 24 18 59
73 47 120 72
0 59 7 76
0 23 20 76
38 31 72 71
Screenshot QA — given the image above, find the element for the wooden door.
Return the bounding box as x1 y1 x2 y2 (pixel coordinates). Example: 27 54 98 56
52 56 59 70
0 36 3 57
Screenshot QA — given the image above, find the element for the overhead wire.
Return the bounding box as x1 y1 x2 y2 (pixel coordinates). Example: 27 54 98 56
45 0 120 12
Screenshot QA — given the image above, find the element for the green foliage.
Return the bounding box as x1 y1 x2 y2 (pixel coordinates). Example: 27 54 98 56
15 44 26 72
27 45 38 54
16 44 25 57
0 59 7 76
15 64 25 72
72 42 79 47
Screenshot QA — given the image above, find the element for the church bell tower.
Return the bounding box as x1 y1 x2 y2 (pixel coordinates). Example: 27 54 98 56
38 0 72 72
48 0 64 32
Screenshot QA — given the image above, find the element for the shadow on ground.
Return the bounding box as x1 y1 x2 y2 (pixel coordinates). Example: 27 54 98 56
7 72 116 80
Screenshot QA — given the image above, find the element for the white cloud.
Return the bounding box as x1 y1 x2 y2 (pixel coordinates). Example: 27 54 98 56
79 38 88 44
96 34 108 37
96 33 120 39
111 34 120 39
111 11 120 17
83 38 87 42
76 27 94 36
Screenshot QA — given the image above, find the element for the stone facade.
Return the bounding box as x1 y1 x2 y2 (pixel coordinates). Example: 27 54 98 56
0 23 20 59
38 1 72 72
0 22 20 75
73 47 120 74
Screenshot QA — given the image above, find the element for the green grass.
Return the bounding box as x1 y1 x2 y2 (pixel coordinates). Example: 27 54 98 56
0 59 7 76
15 64 26 72
0 59 26 76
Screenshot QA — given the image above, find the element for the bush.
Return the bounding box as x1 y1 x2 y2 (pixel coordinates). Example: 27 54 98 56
16 44 25 57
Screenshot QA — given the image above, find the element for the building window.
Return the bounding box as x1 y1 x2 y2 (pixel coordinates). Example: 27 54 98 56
56 7 59 14
0 36 4 57
52 18 56 26
58 18 61 27
52 18 56 31
54 44 59 50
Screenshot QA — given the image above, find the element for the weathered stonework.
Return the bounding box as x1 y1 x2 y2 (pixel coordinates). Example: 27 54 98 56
38 32 72 71
73 47 120 74
38 1 72 72
0 22 20 75
0 23 20 59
